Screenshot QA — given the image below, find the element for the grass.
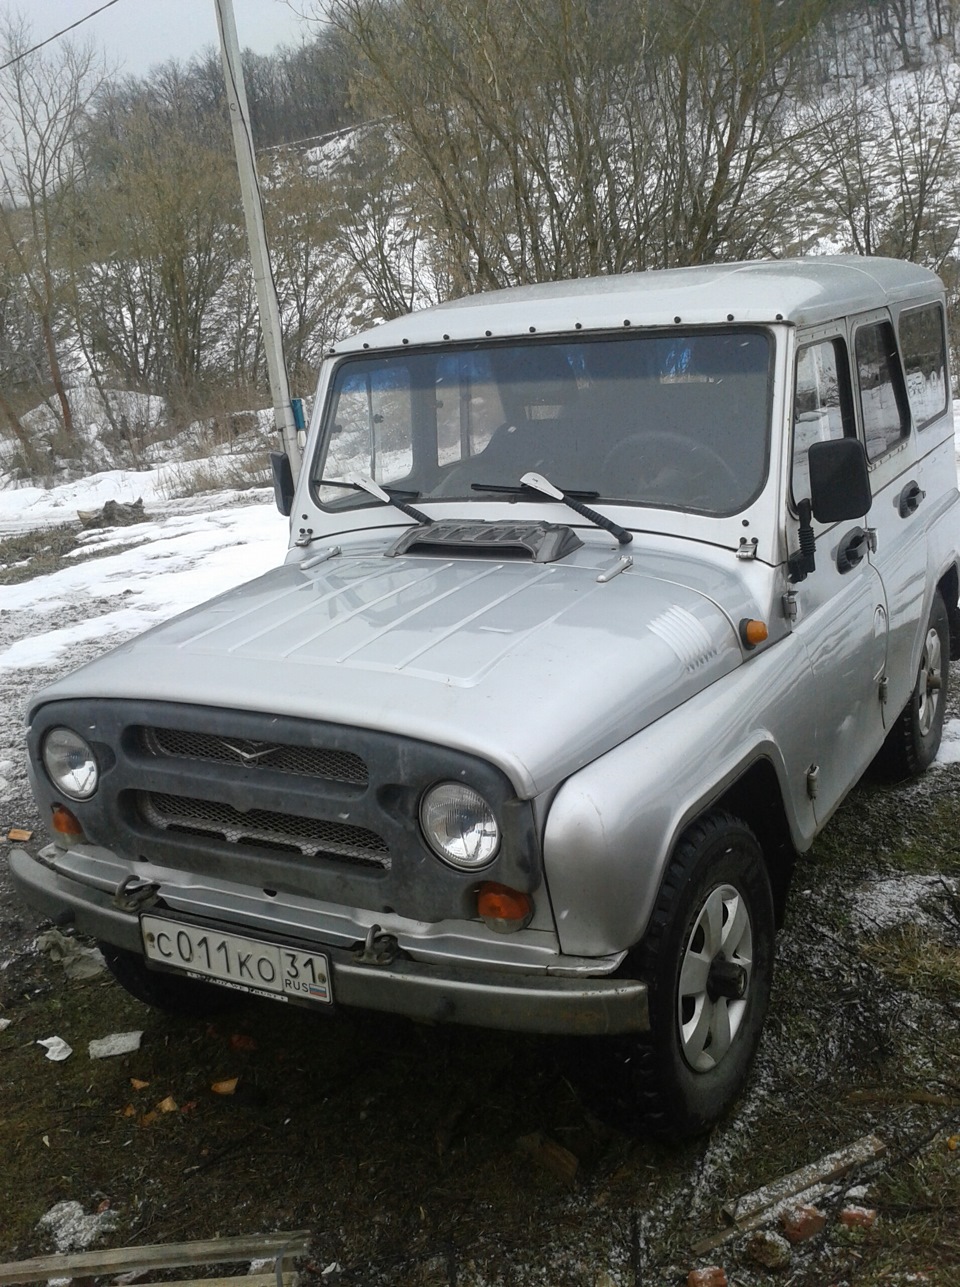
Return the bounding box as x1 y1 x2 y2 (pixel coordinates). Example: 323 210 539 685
156 452 272 500
0 525 147 585
861 920 960 999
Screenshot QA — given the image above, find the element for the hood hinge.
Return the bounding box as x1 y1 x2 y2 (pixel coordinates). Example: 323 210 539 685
736 537 758 560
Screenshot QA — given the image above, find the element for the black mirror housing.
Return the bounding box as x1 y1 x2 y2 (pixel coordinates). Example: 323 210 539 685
270 451 295 516
808 438 872 523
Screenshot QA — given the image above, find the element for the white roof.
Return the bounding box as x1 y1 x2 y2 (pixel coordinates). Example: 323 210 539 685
334 256 942 353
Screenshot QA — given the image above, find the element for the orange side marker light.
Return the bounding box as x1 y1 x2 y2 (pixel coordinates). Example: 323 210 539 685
739 618 768 650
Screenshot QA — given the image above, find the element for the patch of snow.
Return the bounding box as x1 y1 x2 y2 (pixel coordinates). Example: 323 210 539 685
36 1198 120 1252
850 874 959 934
934 717 960 766
0 500 287 674
0 467 170 530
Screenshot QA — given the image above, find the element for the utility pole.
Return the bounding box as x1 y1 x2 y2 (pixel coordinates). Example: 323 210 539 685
213 0 301 479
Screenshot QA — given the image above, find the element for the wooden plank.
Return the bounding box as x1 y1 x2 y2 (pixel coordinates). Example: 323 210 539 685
131 1274 298 1287
692 1182 827 1256
721 1133 885 1224
0 1231 311 1286
691 1132 887 1257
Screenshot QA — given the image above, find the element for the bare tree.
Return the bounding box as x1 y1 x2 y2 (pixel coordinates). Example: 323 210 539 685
792 58 960 269
0 15 108 434
76 84 243 413
265 148 360 382
319 0 828 300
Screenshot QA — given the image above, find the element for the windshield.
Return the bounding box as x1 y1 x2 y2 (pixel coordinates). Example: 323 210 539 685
313 329 772 516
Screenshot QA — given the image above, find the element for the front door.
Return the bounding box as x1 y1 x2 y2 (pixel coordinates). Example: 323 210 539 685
788 333 889 824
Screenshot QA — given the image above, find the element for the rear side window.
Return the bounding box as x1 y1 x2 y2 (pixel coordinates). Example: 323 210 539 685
855 321 909 461
898 303 948 429
792 339 852 500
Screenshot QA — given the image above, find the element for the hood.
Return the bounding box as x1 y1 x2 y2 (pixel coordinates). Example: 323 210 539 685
31 542 746 797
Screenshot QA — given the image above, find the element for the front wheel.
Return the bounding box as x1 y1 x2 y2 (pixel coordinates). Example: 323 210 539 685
629 810 775 1138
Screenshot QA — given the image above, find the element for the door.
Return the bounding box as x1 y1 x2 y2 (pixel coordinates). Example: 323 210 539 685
788 334 889 824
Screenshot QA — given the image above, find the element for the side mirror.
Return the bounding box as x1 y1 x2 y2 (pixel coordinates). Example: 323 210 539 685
808 437 872 523
270 451 295 517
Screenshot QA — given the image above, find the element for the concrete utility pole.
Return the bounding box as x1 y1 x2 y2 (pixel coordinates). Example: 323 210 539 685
214 0 301 479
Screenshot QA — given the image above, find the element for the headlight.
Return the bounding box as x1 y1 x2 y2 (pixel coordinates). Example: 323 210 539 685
41 727 99 801
420 782 499 869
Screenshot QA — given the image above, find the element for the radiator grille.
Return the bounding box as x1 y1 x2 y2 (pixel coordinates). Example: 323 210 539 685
139 791 390 869
139 726 368 786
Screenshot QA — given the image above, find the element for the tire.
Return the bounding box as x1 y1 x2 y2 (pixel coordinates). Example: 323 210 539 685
876 593 950 781
100 942 235 1017
629 810 775 1139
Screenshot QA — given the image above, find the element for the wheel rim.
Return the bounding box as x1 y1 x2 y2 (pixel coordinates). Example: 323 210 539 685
677 882 753 1073
917 625 942 737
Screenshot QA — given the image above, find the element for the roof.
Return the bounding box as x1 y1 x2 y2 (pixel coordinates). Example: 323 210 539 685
334 256 943 353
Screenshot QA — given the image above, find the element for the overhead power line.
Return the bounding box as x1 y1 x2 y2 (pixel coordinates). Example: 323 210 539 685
0 0 122 73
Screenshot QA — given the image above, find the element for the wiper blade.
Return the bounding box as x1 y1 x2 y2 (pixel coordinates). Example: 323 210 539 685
339 474 432 525
520 472 633 546
471 483 601 500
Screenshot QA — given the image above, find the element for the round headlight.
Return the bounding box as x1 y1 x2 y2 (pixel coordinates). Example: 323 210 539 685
420 782 500 869
42 727 99 801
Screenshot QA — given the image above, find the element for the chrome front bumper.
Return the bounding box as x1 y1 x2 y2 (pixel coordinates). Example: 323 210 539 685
9 846 649 1036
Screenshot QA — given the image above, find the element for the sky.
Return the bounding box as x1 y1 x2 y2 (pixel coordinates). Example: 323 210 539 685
9 1 317 79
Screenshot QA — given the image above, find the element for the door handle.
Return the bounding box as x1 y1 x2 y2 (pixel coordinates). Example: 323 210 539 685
898 480 925 517
837 526 869 573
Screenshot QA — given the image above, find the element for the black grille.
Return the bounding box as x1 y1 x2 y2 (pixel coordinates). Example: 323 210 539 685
139 791 389 868
139 726 368 786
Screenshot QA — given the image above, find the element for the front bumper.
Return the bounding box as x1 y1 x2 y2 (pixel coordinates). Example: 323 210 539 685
9 846 649 1036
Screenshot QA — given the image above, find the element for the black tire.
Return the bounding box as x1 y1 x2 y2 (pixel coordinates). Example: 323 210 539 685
629 810 775 1139
874 593 950 781
100 942 235 1017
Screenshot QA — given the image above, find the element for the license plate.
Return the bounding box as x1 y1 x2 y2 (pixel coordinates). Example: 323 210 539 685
141 915 332 1005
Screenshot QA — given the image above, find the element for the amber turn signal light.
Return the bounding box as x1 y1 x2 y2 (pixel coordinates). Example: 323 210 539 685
51 804 84 842
477 882 533 933
739 618 768 649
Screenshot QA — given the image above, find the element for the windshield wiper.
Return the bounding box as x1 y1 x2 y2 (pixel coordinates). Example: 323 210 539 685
522 472 632 545
472 472 632 545
329 474 432 525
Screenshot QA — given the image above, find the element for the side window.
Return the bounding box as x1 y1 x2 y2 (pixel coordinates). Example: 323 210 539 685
792 339 851 500
855 320 909 461
318 363 414 502
898 303 948 430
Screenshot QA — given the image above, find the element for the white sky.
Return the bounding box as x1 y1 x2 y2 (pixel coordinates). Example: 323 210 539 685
6 1 316 79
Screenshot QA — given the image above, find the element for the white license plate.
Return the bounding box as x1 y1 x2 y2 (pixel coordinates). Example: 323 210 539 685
141 916 331 1005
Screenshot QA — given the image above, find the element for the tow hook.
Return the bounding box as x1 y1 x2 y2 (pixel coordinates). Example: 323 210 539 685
356 923 398 966
114 875 161 913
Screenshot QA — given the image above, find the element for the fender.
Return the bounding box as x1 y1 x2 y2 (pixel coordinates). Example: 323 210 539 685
543 630 821 957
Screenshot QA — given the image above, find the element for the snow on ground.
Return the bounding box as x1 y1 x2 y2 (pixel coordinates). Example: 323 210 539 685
0 468 173 531
935 716 960 765
0 473 288 676
851 872 959 933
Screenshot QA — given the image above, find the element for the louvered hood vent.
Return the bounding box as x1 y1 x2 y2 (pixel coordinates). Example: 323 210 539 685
387 520 583 563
